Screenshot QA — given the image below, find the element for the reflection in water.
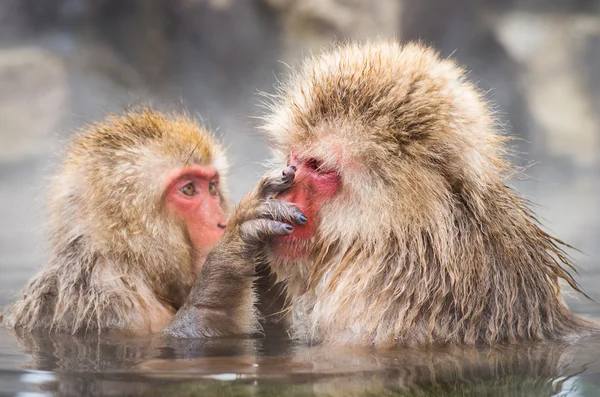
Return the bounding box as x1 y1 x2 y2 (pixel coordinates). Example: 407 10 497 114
8 328 263 396
4 326 600 396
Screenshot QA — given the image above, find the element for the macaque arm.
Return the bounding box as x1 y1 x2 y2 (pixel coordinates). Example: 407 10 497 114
162 166 305 338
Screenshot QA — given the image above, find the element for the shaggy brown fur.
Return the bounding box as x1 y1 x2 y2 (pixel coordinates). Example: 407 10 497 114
3 108 230 334
164 40 596 345
259 40 596 345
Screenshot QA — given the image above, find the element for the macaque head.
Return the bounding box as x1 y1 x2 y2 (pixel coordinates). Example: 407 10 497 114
263 41 507 275
54 109 230 282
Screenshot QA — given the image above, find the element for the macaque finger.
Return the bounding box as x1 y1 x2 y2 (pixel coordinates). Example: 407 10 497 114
239 219 293 245
258 166 296 199
257 200 307 226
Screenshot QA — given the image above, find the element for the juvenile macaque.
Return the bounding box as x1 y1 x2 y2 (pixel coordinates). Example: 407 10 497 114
166 41 597 345
3 109 230 334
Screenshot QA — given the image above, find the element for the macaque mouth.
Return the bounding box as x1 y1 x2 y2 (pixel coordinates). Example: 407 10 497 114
272 236 313 258
277 234 309 243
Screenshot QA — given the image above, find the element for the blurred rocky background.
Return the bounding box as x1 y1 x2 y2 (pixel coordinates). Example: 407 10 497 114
0 0 598 314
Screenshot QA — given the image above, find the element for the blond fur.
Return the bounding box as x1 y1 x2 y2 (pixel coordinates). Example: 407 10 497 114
262 41 596 345
3 108 230 334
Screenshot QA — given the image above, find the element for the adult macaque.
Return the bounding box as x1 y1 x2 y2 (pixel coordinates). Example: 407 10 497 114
3 109 230 334
164 41 597 345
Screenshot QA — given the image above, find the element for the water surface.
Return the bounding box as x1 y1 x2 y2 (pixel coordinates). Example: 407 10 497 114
0 323 599 397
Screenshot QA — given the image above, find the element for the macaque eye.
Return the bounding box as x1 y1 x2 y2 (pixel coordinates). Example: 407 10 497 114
305 158 322 172
180 183 195 196
208 181 218 196
305 158 331 174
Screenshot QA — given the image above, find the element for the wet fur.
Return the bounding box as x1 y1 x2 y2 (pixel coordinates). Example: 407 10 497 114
261 41 596 345
3 109 230 334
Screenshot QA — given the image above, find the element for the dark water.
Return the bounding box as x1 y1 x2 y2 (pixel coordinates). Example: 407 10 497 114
1 324 600 397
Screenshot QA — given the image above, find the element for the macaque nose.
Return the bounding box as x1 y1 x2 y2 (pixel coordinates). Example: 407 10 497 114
217 210 229 229
218 215 229 229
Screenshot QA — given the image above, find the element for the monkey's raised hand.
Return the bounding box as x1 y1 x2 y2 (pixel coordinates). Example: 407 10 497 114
235 165 307 249
162 166 305 338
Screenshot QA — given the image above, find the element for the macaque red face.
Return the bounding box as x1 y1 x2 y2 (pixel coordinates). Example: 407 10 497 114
166 165 228 270
274 152 341 259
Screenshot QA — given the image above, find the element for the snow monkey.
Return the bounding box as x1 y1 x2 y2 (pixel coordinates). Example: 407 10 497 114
165 41 597 345
3 109 230 334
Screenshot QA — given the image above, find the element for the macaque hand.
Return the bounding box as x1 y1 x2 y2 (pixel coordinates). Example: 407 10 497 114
223 165 307 256
161 166 305 338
